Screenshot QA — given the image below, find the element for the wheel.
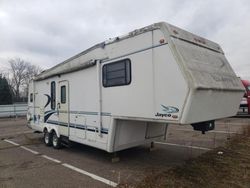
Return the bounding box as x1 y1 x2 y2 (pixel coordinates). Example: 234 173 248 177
44 130 52 146
52 131 61 149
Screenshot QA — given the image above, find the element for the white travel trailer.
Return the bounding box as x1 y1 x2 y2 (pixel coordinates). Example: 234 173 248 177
27 22 244 152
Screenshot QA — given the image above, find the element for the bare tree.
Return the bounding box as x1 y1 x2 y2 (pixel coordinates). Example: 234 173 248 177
9 58 27 100
23 63 42 96
8 58 42 101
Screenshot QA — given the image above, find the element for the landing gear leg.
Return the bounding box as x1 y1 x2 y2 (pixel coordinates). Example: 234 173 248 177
149 141 156 152
111 152 120 163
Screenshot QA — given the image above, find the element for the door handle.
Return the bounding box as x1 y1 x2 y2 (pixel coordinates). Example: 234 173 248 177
57 103 61 115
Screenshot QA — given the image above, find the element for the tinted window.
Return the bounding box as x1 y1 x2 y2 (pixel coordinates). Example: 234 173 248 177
61 85 66 103
51 82 56 109
103 59 131 87
30 93 33 103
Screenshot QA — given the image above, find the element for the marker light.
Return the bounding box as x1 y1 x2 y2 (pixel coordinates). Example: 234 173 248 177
159 39 165 44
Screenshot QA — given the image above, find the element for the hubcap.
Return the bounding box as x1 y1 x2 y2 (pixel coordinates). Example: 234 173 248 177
45 133 49 144
53 134 58 146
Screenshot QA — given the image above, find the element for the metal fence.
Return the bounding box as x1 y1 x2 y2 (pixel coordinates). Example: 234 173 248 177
0 103 27 117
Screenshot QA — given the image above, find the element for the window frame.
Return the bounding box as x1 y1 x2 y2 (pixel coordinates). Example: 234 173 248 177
102 58 132 88
60 85 66 104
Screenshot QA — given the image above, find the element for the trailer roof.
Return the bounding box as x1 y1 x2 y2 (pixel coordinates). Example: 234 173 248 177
34 23 163 81
34 22 222 81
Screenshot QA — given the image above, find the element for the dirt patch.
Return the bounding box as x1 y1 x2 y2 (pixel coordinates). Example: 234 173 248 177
17 161 34 170
23 134 43 145
0 163 16 170
0 177 14 182
120 126 250 188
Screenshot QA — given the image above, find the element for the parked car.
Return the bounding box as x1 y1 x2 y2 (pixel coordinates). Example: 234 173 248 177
240 79 250 114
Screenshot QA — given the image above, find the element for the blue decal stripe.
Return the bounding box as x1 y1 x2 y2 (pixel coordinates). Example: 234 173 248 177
43 110 111 117
47 120 108 134
44 110 56 115
44 111 57 122
44 94 51 108
68 111 111 116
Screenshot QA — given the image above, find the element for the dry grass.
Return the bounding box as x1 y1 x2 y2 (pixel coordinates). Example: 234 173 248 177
120 126 250 188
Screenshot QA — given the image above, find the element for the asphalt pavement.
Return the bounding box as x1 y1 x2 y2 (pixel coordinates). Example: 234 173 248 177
0 117 249 187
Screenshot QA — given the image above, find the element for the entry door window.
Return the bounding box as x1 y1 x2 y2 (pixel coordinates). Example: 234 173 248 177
61 85 66 103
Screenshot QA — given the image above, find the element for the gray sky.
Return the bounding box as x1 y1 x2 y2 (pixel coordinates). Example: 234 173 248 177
0 0 249 80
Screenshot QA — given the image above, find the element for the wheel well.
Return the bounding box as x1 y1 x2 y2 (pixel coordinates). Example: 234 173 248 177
43 126 59 137
43 128 48 133
50 129 56 134
43 128 56 134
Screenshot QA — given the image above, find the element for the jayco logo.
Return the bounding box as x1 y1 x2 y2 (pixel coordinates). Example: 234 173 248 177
155 105 179 118
161 105 179 113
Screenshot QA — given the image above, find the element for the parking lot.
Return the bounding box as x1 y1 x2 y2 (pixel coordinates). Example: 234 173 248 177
0 117 250 187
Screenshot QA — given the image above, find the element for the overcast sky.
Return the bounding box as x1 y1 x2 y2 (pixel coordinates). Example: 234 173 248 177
0 0 249 80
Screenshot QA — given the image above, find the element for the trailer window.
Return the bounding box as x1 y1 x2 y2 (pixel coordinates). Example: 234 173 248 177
51 81 56 109
30 93 33 103
102 59 131 87
61 85 66 104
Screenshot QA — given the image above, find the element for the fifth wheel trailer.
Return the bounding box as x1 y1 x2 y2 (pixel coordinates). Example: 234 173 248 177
27 22 244 152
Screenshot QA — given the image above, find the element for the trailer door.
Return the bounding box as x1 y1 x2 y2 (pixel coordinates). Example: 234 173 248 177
58 80 70 136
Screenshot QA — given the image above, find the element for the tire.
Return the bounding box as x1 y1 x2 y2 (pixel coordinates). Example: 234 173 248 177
52 131 61 149
44 130 52 146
